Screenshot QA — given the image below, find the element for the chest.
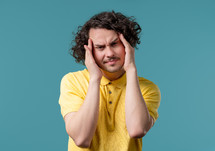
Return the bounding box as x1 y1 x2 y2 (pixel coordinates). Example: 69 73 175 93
98 86 126 131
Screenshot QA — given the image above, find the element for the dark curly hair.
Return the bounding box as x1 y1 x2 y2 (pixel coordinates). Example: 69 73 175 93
70 11 142 65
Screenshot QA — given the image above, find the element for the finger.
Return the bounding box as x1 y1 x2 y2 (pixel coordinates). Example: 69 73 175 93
84 45 89 54
119 34 130 48
84 44 94 62
84 45 90 60
88 38 93 52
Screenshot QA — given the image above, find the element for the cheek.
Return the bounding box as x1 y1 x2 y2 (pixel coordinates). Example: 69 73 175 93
117 46 125 59
93 51 103 63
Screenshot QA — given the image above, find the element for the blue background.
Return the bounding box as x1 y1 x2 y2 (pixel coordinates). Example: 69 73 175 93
1 0 215 150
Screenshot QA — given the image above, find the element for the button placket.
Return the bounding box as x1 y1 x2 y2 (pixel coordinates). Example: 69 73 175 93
107 85 112 105
108 90 112 104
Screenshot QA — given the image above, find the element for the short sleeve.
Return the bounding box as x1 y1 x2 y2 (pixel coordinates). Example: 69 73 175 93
141 83 161 123
59 73 85 118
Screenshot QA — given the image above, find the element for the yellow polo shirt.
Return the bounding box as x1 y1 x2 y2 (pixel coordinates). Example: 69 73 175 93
59 69 161 151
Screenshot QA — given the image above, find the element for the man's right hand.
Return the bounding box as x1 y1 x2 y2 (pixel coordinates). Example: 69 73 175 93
65 40 102 147
84 38 102 81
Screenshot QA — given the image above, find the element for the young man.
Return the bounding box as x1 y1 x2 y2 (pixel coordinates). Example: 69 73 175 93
59 11 161 151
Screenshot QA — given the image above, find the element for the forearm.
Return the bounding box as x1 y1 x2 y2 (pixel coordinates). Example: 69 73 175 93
66 78 100 146
125 67 153 138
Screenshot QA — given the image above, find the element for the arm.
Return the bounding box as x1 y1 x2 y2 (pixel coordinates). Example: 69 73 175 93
119 34 154 138
64 39 102 148
125 67 154 138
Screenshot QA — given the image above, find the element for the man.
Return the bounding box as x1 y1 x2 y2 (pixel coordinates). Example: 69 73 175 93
59 11 161 151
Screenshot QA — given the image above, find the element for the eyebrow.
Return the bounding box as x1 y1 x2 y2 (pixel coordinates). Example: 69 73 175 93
94 37 119 47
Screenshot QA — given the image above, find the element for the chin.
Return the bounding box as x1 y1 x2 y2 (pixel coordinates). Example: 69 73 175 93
102 66 124 73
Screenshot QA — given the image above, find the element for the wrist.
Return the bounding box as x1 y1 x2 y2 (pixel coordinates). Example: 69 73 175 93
126 66 138 82
89 76 102 84
125 64 137 73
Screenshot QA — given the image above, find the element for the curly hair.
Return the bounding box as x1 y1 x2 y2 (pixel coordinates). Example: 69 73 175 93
70 11 142 65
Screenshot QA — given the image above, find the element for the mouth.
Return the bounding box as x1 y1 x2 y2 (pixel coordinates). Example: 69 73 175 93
104 58 119 65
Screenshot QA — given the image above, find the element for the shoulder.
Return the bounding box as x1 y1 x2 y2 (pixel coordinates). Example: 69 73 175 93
138 76 158 88
60 69 90 91
61 69 89 83
138 76 160 95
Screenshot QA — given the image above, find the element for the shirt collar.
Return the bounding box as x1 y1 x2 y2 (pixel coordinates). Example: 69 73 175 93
84 68 127 88
100 72 127 89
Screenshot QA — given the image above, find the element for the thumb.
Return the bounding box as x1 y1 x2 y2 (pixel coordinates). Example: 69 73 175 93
87 38 93 53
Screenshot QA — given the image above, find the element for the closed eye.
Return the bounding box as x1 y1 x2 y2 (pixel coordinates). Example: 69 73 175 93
111 42 118 47
95 46 105 50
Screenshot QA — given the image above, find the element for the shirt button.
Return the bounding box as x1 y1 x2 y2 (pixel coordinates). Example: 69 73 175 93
109 91 112 94
109 101 112 104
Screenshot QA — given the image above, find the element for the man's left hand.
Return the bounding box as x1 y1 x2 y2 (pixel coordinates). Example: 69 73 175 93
119 34 136 72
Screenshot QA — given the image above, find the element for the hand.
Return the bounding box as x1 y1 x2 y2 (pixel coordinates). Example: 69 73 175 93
119 34 136 72
84 39 102 80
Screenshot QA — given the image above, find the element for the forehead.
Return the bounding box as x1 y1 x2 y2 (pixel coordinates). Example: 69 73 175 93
89 28 118 44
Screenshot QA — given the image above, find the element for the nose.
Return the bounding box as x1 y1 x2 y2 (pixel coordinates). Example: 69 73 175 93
105 46 114 57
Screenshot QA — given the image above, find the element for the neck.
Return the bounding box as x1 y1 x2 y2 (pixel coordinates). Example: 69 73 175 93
101 69 125 81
